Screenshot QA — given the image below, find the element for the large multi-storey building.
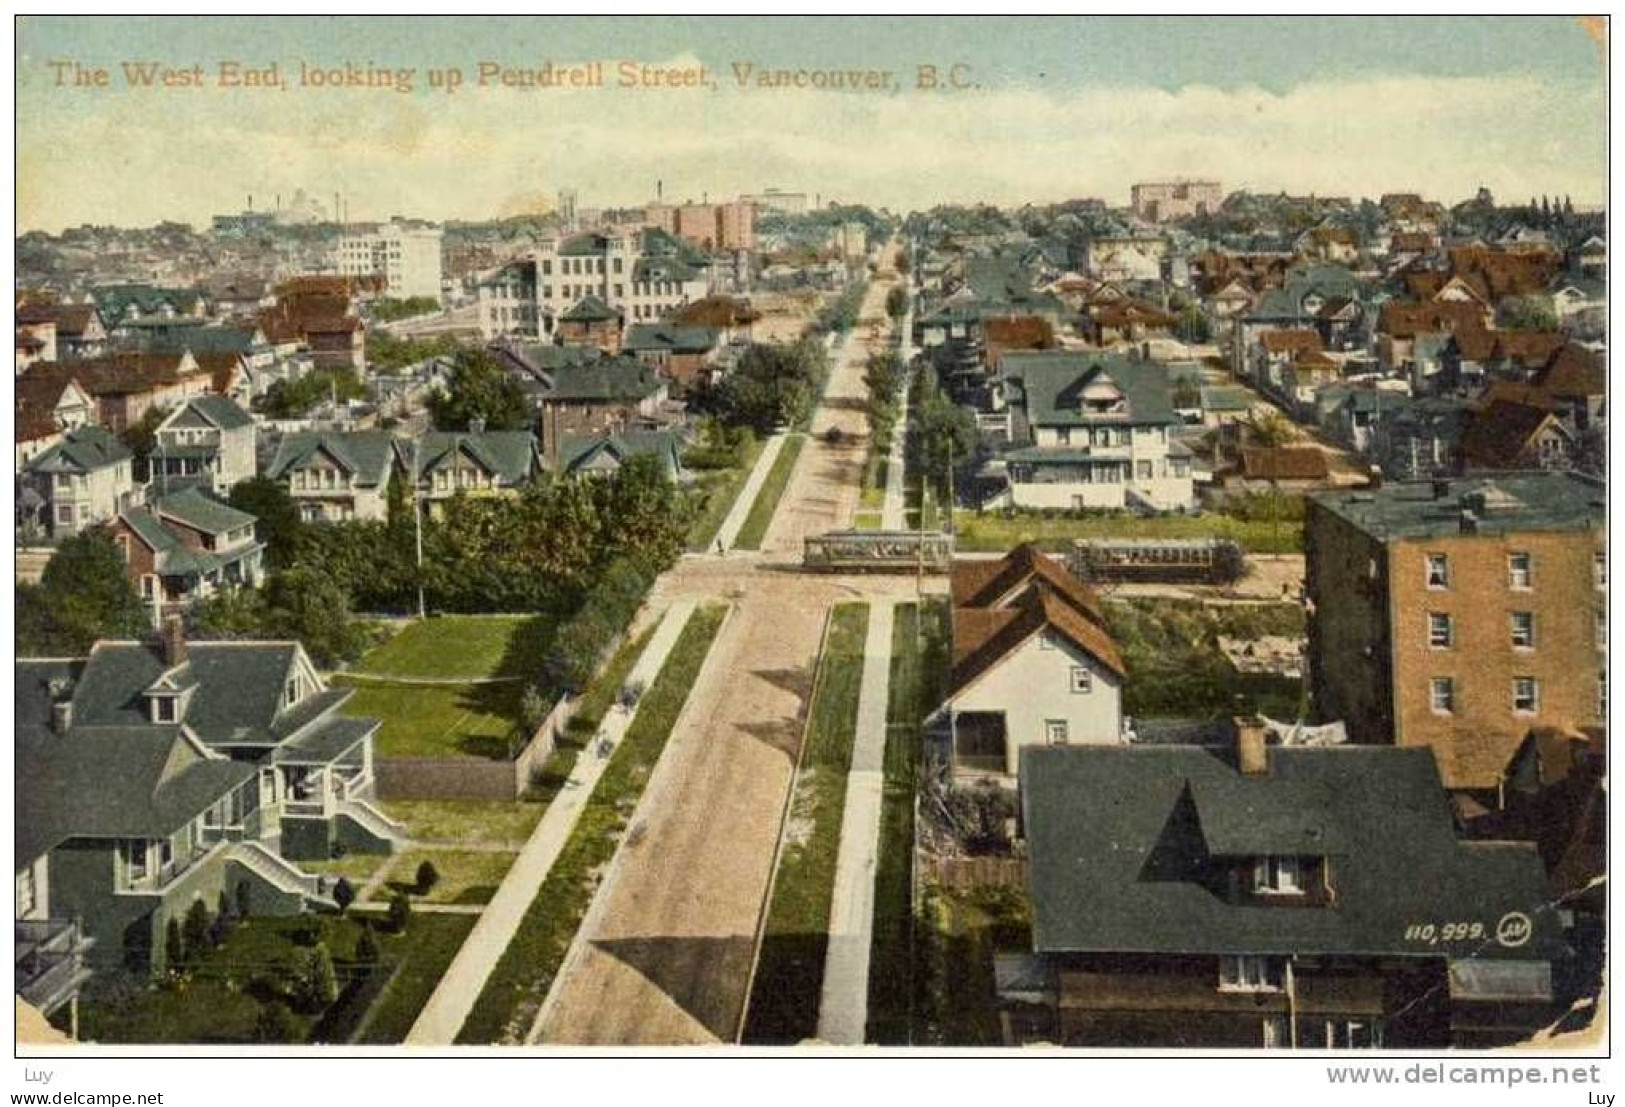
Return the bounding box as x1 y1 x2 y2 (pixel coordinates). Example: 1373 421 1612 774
645 199 757 251
1131 179 1223 223
335 219 444 303
475 228 710 339
1305 472 1607 796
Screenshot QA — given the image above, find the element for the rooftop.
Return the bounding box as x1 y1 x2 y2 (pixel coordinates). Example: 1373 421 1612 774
1310 471 1604 541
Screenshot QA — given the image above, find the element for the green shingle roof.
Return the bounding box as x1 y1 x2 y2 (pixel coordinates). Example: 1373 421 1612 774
623 324 720 355
266 431 398 488
1001 351 1179 429
1021 743 1565 961
558 430 686 478
23 426 131 474
544 360 666 403
411 431 543 485
173 393 255 431
71 641 300 746
560 294 620 323
155 486 256 536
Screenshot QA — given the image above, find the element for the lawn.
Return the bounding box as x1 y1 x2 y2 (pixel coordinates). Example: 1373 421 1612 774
385 848 517 906
915 884 1031 1047
378 799 545 849
954 507 1303 555
74 912 474 1046
685 436 766 551
455 604 729 1044
733 435 807 550
303 851 395 886
527 625 658 808
742 603 870 1044
867 599 949 1045
1104 597 1307 719
336 614 555 761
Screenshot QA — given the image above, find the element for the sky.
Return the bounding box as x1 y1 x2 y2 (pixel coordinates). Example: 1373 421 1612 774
14 16 1609 232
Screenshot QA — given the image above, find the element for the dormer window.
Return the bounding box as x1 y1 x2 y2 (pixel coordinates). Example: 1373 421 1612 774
1252 855 1303 895
1219 955 1283 993
150 693 178 724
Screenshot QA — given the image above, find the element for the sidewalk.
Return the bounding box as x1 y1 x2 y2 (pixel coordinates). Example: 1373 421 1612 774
714 433 788 552
403 600 698 1045
815 599 896 1045
879 370 910 531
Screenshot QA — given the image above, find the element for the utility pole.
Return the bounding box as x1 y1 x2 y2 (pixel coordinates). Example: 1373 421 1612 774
412 438 426 619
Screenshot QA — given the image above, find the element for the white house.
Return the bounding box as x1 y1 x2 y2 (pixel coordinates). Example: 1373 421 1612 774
151 394 258 492
21 426 136 540
935 545 1126 782
996 351 1194 511
264 431 401 522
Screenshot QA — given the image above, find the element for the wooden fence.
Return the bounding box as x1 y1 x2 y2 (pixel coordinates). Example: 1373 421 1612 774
930 856 1027 891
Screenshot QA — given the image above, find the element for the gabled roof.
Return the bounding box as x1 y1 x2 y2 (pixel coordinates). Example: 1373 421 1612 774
15 372 91 444
1001 351 1179 428
1536 342 1606 400
669 295 761 329
560 294 621 324
162 393 255 432
1259 328 1323 355
558 430 686 478
1459 401 1569 469
23 425 131 474
154 486 257 536
950 543 1104 624
410 431 543 484
622 323 721 355
1239 446 1331 482
1022 743 1565 960
542 359 667 403
951 584 1126 698
266 431 398 487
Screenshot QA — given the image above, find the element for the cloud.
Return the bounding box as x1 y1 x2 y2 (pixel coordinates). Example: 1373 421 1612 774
17 71 1605 230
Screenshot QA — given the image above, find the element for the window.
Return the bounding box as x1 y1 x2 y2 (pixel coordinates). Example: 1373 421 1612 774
151 695 177 724
1070 667 1093 694
1219 955 1283 993
1508 551 1533 589
1324 1019 1381 1049
1427 612 1453 648
1044 720 1070 745
17 867 36 917
1430 677 1455 715
1425 553 1449 589
1038 633 1056 650
1252 856 1303 895
1513 677 1539 715
56 504 74 525
123 839 150 882
1137 460 1154 480
1510 612 1535 649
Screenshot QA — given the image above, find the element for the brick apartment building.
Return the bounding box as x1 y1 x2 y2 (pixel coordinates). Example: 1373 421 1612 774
1305 472 1606 797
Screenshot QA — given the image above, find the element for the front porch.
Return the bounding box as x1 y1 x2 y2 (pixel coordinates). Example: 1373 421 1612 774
15 917 96 1018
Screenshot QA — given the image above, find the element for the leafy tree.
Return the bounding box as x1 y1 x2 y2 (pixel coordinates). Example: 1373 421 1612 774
1499 295 1559 332
295 943 339 1013
332 877 355 915
415 861 440 895
911 372 978 504
189 587 269 640
704 339 826 433
261 369 366 420
354 926 380 966
369 296 440 323
365 332 461 373
426 349 530 432
164 917 186 972
1175 303 1211 344
518 684 550 733
885 285 908 320
1172 378 1202 411
1245 409 1298 449
261 568 370 666
254 1002 301 1043
19 533 149 655
119 405 170 479
228 476 306 570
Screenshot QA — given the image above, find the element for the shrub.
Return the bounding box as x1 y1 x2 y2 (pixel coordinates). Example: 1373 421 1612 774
253 1001 302 1044
163 917 185 972
295 943 339 1013
235 880 253 919
183 899 213 958
415 860 440 896
332 877 356 915
387 891 412 934
354 925 381 966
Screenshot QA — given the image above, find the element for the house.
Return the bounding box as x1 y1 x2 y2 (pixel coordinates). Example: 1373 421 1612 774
1374 300 1486 380
147 324 279 403
17 297 108 360
265 430 400 522
557 429 688 481
406 430 545 509
1438 327 1568 395
27 352 212 433
1306 472 1606 794
1079 299 1177 346
1534 342 1607 430
258 287 365 372
90 284 209 335
935 545 1126 781
1226 446 1332 494
531 358 672 461
1372 395 1472 482
21 426 136 540
476 258 540 340
107 488 264 627
622 323 724 390
994 352 1194 511
15 372 94 470
151 394 258 493
1251 329 1324 397
1458 399 1575 472
1008 730 1567 1049
16 315 56 372
556 294 624 353
668 294 760 343
15 622 402 982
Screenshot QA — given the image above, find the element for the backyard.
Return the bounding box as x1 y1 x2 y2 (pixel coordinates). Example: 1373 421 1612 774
914 883 1032 1046
742 602 870 1044
335 614 554 760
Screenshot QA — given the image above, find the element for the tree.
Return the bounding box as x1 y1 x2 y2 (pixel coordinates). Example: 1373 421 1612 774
1499 294 1559 332
885 285 908 320
164 917 186 972
119 405 170 481
253 1002 301 1043
228 476 306 570
20 532 149 655
295 943 339 1013
912 373 978 505
354 926 380 966
1245 409 1298 449
332 877 356 915
261 568 370 667
1172 377 1202 411
1175 303 1211 344
415 860 440 895
426 349 530 432
704 339 826 433
182 899 213 960
518 684 550 734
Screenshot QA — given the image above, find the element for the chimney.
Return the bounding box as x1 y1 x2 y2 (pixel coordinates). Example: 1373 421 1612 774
1432 478 1450 501
51 700 73 735
1234 716 1269 776
162 615 188 668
